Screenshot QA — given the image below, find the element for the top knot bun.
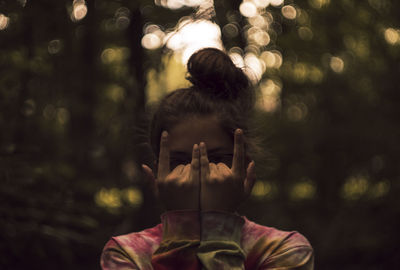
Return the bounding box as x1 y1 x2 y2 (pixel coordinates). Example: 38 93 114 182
187 48 250 100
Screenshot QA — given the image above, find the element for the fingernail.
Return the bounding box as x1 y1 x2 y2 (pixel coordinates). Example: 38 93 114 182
193 144 199 151
200 142 205 148
162 130 168 138
236 129 242 135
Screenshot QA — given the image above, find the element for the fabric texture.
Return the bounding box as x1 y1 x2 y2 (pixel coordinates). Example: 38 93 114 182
101 210 314 270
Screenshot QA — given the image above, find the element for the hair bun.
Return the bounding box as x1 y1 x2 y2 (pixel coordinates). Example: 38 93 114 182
187 48 250 99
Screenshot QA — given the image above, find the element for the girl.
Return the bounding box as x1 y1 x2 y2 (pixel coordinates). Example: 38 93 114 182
101 48 314 269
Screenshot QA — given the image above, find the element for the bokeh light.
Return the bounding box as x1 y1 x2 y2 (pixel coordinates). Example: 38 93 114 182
341 174 369 200
71 0 87 22
384 28 400 45
290 179 316 200
260 50 282 69
308 0 330 9
369 180 390 198
244 52 263 83
48 39 62 55
251 180 274 199
156 0 205 9
106 84 126 102
330 56 344 73
253 0 270 8
309 66 324 83
250 27 271 46
281 5 297 20
0 13 10 30
287 102 308 121
248 15 269 29
95 187 143 212
115 7 131 30
240 1 258 18
22 99 36 116
257 79 282 112
229 51 245 69
57 108 70 125
101 47 130 64
142 23 166 49
298 26 313 40
165 19 222 63
142 33 163 50
270 0 284 7
222 23 239 38
293 62 308 82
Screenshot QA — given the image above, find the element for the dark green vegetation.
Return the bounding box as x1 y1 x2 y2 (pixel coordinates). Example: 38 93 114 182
1 0 399 269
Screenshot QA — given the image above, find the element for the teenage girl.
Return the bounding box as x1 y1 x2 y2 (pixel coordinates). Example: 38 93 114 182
101 48 314 269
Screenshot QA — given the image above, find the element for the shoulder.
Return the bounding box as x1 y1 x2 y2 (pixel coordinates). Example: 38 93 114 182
242 217 313 269
110 223 163 251
101 224 163 269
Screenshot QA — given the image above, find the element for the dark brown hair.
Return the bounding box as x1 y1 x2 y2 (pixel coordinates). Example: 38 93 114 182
150 47 258 159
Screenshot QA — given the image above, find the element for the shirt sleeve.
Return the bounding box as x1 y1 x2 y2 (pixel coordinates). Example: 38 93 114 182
101 238 141 270
101 210 202 270
258 232 314 270
197 211 246 270
151 210 201 269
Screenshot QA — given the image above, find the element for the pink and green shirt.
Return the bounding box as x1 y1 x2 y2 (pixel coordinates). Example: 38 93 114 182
101 210 313 269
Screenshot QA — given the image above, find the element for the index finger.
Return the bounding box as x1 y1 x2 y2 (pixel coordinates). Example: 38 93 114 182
232 129 245 177
158 130 170 179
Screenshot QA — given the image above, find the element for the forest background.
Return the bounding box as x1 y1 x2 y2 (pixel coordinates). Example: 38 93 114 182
1 0 399 269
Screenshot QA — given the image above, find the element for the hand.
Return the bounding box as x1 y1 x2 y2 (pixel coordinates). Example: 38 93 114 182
142 131 200 211
200 129 256 212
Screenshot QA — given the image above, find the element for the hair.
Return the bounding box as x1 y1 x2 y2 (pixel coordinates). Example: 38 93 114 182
150 47 260 162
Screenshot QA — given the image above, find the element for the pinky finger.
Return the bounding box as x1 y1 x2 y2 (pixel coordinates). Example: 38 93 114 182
142 164 158 196
244 161 256 197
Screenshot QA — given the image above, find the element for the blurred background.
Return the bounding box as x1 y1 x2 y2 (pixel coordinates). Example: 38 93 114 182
1 0 400 269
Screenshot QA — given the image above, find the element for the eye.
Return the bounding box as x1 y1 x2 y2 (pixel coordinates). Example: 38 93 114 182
209 154 233 167
169 156 191 170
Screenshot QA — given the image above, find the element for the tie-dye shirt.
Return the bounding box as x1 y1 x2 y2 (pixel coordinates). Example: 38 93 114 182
101 210 313 269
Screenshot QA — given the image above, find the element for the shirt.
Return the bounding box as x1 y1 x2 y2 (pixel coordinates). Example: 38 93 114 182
101 210 314 269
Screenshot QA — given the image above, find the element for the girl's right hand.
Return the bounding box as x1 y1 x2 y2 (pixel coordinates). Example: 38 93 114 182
142 131 200 211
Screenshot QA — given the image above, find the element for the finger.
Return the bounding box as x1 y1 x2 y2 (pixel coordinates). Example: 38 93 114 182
217 162 231 178
178 164 191 184
170 164 185 175
244 161 256 197
200 142 210 181
191 144 201 209
216 162 230 172
232 129 245 177
190 144 200 183
158 131 170 180
142 164 158 196
209 163 220 183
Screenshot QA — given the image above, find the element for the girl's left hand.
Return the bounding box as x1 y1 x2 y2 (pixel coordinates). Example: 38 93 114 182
200 129 256 213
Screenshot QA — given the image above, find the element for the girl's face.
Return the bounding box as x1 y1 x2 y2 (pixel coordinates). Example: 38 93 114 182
167 115 234 170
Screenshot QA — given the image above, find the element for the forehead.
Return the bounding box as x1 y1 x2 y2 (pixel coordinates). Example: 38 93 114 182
168 115 233 153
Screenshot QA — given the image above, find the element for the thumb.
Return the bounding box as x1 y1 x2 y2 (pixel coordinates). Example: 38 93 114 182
142 164 158 196
244 161 256 198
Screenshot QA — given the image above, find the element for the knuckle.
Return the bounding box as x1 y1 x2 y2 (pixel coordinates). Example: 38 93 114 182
201 156 209 162
164 175 178 183
209 173 222 183
191 162 199 170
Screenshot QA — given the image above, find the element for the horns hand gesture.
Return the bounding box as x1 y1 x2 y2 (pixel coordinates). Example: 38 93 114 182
142 129 256 212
